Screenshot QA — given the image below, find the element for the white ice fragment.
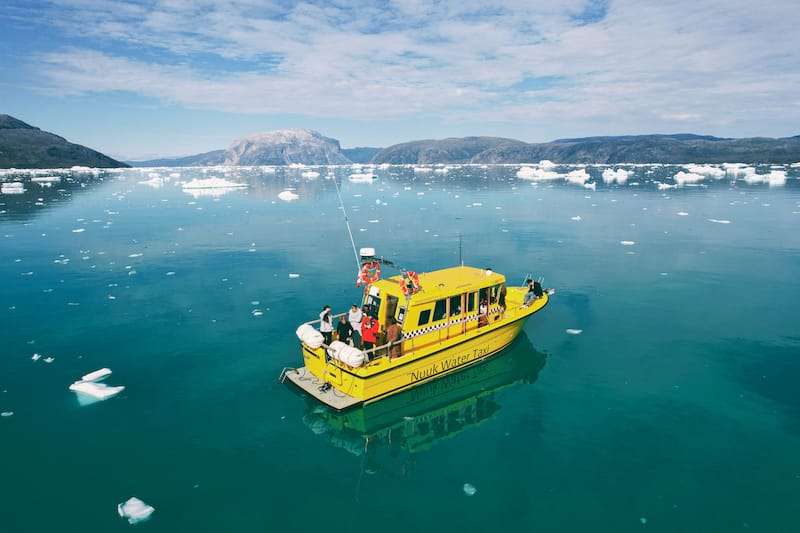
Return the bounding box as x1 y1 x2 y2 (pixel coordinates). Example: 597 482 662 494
463 483 477 496
571 215 582 221
674 171 704 186
182 177 245 189
288 273 300 278
252 309 263 317
1 411 13 417
620 241 635 246
166 271 175 276
640 517 647 525
32 353 41 361
44 357 55 363
128 253 143 258
602 168 629 184
566 329 583 335
118 497 155 525
677 212 689 216
70 381 124 401
72 228 85 233
277 190 299 202
708 219 731 224
81 368 112 382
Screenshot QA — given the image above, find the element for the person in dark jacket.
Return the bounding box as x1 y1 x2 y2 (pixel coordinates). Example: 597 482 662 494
336 315 353 344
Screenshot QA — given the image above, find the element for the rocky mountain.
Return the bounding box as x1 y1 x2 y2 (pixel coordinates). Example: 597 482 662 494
341 146 381 164
372 134 800 165
224 129 350 165
0 114 128 169
128 149 226 167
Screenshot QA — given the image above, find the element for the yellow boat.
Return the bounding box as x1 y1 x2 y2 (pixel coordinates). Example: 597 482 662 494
284 250 550 410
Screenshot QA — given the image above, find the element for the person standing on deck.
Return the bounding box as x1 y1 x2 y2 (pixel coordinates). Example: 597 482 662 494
336 315 352 344
361 315 378 352
385 317 402 359
348 304 363 348
319 305 333 345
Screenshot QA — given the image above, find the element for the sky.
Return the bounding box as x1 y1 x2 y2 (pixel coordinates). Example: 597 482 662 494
1 0 799 161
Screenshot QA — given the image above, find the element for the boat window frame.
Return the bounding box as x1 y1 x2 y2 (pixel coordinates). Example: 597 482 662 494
432 299 447 322
417 308 431 327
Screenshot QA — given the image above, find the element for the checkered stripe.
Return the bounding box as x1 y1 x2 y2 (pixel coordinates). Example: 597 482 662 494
401 306 502 340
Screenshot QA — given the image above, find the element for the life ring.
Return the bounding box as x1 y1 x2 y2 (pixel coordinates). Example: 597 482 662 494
400 271 420 295
359 261 381 285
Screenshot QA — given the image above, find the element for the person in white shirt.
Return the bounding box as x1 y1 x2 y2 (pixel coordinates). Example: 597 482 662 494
319 305 333 344
348 304 363 348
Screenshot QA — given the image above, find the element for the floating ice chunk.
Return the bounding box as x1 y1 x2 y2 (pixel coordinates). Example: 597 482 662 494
81 368 112 382
1 411 13 417
640 517 647 525
603 168 629 184
69 381 124 401
288 273 300 278
566 329 583 335
744 170 787 186
685 164 725 179
182 177 246 189
571 215 582 221
674 171 704 186
516 166 560 181
301 171 320 178
1 182 25 194
677 212 689 216
583 181 596 191
72 228 85 233
539 160 556 169
620 241 635 246
278 190 299 202
252 309 263 317
118 497 155 525
565 169 590 185
32 353 41 361
44 357 55 363
708 219 731 224
463 483 477 496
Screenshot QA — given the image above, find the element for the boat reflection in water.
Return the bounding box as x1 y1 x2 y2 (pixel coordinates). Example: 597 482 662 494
301 333 546 474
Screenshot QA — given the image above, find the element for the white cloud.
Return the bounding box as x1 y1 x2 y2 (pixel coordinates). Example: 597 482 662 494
8 0 800 143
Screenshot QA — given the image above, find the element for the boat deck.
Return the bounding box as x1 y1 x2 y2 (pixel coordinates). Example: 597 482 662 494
283 366 362 410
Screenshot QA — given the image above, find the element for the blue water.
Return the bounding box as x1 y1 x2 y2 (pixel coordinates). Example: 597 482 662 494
1 164 799 532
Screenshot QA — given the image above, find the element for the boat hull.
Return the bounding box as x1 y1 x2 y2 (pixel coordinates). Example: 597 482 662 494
286 312 534 410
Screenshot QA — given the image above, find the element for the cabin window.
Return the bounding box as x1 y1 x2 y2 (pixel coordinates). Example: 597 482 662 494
490 284 501 304
364 295 381 318
397 306 406 325
417 309 431 326
467 292 476 313
449 295 462 316
432 299 447 322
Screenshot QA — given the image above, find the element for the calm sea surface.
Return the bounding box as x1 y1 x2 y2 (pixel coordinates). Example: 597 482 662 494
1 164 799 532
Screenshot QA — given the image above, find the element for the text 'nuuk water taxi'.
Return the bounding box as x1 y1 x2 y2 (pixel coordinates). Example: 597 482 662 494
282 248 551 410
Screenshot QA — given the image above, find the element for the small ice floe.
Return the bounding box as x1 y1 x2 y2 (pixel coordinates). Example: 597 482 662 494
566 329 583 335
708 218 731 224
252 309 263 317
118 497 155 525
603 168 629 184
640 517 647 525
277 190 299 202
182 177 246 190
72 228 85 233
620 240 635 246
31 353 41 362
44 357 55 363
1 411 13 417
677 211 689 216
301 170 320 179
673 171 704 186
571 215 582 221
81 368 112 382
463 483 477 496
288 273 300 278
1 182 25 194
128 253 143 258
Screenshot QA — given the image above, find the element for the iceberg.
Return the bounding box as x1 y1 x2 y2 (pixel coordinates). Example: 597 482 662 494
181 177 246 189
81 368 112 382
278 190 299 202
118 497 155 525
69 381 125 400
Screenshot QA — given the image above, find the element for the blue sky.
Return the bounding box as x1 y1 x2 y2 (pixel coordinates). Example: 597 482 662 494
1 0 798 160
